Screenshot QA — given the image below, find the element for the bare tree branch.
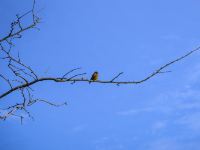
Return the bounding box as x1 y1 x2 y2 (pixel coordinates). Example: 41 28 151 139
62 67 82 79
1 0 200 122
0 0 39 43
0 74 13 88
0 0 66 122
110 72 124 82
1 44 200 100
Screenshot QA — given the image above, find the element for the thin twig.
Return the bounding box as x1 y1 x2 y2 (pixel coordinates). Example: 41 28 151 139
110 72 123 82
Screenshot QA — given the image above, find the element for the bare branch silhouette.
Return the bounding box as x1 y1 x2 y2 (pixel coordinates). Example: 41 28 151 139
0 0 200 122
1 44 200 100
0 0 67 122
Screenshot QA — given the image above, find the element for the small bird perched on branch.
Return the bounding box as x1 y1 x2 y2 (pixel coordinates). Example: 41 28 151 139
89 71 98 83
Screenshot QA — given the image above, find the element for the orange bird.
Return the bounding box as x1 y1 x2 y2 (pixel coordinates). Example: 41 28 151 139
89 71 99 83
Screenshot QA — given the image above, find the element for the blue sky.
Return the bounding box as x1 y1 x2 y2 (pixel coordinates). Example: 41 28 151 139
1 0 200 149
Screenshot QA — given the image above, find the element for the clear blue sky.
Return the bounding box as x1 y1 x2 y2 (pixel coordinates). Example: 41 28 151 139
1 0 200 149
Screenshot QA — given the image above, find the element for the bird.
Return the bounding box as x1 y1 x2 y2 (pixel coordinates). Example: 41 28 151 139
89 71 98 83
